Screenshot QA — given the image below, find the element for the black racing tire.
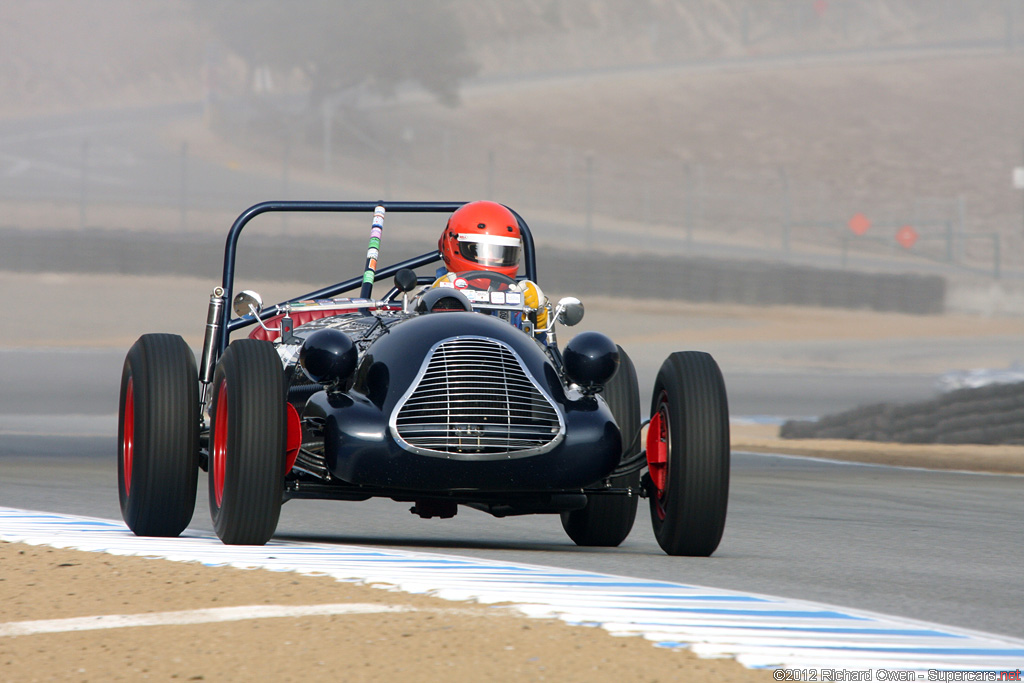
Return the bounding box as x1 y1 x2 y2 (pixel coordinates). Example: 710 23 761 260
118 333 200 537
560 345 641 547
208 339 286 545
647 351 730 557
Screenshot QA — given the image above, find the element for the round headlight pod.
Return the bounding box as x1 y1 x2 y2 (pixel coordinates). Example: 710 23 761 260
299 328 357 385
563 332 619 389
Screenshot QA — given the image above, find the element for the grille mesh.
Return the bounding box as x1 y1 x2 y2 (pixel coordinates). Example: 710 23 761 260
393 338 562 457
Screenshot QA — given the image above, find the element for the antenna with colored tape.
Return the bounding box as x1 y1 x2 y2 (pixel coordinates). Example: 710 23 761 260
359 204 385 302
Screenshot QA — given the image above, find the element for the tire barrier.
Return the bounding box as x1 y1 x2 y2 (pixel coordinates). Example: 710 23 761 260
780 381 1024 445
1 228 945 313
540 251 945 314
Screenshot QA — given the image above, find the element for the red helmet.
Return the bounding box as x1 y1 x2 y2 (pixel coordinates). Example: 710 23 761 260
439 201 522 277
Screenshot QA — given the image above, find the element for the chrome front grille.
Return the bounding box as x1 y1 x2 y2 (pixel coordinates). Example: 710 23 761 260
391 337 564 459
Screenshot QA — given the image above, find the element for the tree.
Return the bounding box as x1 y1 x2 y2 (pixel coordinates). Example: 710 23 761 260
193 0 478 106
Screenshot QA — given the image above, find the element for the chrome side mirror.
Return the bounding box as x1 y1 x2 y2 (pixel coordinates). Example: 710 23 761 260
233 290 264 318
554 297 584 327
232 289 283 338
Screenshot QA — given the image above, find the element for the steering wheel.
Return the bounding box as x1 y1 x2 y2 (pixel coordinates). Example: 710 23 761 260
453 271 519 293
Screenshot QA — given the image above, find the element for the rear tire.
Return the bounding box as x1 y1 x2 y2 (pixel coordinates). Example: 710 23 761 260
118 334 199 537
560 345 641 547
647 351 730 556
209 339 286 545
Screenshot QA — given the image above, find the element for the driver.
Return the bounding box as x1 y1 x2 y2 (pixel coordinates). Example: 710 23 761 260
434 200 548 334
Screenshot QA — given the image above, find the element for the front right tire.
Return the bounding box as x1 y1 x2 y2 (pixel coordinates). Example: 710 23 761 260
209 339 286 545
560 345 641 547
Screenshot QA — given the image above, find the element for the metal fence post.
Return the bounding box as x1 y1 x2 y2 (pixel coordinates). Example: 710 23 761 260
945 220 954 263
778 165 792 256
684 163 694 247
993 232 1001 279
486 149 495 198
696 164 705 243
957 195 966 262
179 141 189 232
564 148 573 209
79 140 89 229
442 129 451 173
584 153 594 248
322 102 333 175
281 134 291 234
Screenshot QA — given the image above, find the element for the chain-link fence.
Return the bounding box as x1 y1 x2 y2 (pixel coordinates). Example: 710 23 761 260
203 0 1023 280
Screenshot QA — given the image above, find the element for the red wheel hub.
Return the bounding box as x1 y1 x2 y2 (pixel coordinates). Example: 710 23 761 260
285 403 301 474
212 381 228 506
646 396 669 520
122 377 135 495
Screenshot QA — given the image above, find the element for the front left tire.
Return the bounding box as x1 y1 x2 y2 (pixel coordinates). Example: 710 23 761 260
647 351 730 556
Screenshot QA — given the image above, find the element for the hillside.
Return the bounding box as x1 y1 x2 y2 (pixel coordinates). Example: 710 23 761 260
0 1 206 118
4 1 1016 115
3 1 1023 282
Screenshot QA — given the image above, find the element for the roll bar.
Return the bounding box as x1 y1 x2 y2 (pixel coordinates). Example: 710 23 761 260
215 201 538 356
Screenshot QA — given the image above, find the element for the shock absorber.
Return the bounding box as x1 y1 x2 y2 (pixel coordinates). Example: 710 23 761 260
199 286 225 406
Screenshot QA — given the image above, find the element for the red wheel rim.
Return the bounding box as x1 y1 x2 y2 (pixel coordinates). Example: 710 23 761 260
646 392 670 521
122 377 135 495
212 380 228 507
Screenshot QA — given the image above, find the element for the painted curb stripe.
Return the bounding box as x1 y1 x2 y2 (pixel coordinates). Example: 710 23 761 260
1 507 1021 671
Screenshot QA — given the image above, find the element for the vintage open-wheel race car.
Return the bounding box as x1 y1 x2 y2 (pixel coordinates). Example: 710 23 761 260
117 201 730 556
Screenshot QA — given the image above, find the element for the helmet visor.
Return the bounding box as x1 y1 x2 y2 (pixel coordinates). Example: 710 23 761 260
457 234 521 268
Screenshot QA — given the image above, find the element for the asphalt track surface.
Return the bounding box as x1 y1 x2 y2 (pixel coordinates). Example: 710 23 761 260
1 106 1021 647
1 348 1021 642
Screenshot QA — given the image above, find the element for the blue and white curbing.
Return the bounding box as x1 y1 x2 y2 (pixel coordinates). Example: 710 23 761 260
1 507 1021 672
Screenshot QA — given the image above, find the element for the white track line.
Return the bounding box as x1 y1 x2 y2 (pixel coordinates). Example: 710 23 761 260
0 604 412 637
1 507 1022 672
735 449 1024 477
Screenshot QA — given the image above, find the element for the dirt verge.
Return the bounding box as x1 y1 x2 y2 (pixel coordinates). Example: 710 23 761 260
0 542 769 682
731 422 1024 475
